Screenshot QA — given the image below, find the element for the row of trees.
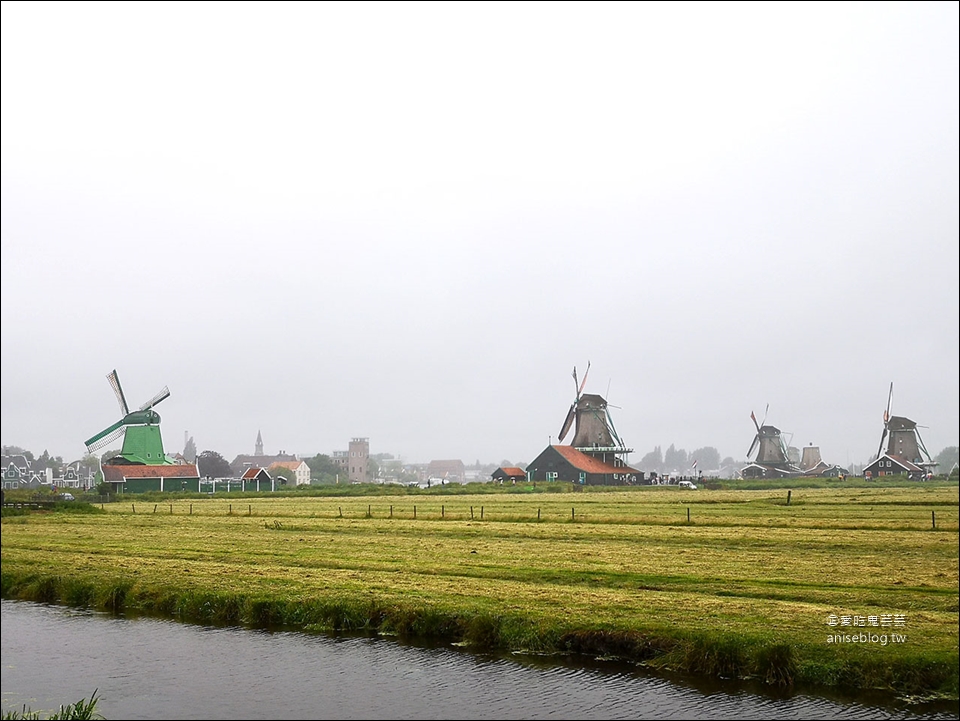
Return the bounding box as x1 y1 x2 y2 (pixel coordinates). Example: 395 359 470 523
636 445 726 474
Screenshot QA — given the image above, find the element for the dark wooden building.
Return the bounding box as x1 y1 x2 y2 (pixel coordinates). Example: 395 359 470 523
863 454 926 480
525 445 643 486
241 466 274 492
491 466 527 483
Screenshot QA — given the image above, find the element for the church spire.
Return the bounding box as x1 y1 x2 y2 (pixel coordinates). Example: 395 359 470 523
255 430 263 456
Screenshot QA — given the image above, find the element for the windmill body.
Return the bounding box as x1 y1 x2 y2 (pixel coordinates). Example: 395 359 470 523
741 408 801 478
558 364 633 460
85 370 174 465
865 383 936 479
799 445 823 472
884 416 925 464
570 393 626 451
754 425 789 465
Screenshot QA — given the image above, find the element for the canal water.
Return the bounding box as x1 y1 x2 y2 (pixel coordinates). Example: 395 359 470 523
1 600 956 720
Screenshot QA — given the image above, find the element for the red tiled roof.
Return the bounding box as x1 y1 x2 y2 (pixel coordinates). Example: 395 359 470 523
551 445 638 474
500 467 526 476
102 464 200 481
241 467 269 480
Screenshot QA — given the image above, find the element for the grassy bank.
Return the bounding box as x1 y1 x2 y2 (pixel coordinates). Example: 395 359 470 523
2 484 957 702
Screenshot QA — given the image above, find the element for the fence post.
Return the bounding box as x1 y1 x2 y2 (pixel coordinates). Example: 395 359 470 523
787 490 792 506
687 507 691 523
442 504 445 518
170 504 173 514
248 504 252 516
538 508 541 521
153 504 158 514
481 506 483 520
414 505 417 519
932 510 936 529
132 504 136 514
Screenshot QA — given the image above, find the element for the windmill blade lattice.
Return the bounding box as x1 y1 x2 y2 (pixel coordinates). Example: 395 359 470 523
139 386 170 411
107 369 129 416
86 424 126 454
558 404 576 443
876 382 894 459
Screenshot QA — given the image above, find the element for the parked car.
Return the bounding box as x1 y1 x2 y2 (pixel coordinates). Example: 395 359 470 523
677 480 697 490
57 492 76 501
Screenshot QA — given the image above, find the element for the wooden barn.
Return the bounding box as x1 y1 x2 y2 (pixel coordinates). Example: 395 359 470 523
863 454 926 480
241 466 274 492
101 463 201 494
491 466 527 483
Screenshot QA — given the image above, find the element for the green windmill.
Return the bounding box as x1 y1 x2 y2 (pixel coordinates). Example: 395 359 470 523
84 369 174 465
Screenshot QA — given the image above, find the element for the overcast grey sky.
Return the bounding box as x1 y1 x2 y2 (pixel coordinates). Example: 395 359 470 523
2 1 958 469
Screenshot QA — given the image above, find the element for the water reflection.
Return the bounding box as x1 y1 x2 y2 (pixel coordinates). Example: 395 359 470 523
1 600 955 720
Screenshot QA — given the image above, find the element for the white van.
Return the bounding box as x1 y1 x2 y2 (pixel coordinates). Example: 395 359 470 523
677 480 697 490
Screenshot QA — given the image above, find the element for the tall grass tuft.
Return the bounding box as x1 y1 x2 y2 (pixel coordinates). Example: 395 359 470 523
59 579 97 608
756 642 796 687
91 583 130 614
22 576 61 604
462 612 503 647
2 690 102 720
679 634 749 679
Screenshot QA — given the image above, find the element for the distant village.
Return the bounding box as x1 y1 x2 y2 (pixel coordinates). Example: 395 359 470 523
2 370 954 495
2 436 499 494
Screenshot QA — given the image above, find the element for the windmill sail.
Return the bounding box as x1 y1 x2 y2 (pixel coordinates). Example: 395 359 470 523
107 369 129 416
85 422 127 453
876 382 894 459
558 404 576 443
577 361 591 398
139 386 170 411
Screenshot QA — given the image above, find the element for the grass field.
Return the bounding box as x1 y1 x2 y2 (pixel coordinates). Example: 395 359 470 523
2 482 957 702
